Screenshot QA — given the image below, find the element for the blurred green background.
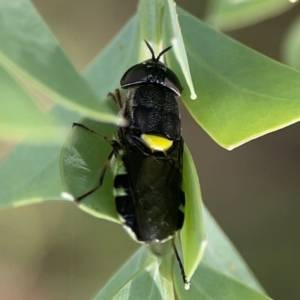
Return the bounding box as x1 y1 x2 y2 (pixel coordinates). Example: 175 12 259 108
1 0 300 299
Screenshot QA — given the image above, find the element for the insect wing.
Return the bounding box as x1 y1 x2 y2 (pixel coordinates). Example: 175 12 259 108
117 128 184 243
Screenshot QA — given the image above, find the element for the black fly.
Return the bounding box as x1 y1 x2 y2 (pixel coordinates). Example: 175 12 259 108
73 40 189 289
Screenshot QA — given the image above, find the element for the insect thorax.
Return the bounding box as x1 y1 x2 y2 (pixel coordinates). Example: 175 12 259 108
122 84 181 140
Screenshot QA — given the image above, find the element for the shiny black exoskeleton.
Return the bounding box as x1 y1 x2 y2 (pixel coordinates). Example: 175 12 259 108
115 41 185 246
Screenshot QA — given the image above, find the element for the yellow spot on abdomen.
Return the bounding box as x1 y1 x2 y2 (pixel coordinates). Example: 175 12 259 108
141 134 173 152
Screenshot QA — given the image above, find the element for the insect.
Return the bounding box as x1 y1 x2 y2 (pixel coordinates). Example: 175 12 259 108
73 40 189 288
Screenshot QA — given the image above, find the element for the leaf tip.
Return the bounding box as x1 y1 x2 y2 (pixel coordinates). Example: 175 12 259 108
61 192 74 201
184 281 191 290
190 93 197 100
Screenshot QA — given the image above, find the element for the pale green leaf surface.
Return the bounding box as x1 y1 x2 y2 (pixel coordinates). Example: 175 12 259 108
0 0 117 123
138 0 165 56
201 209 265 293
181 146 206 282
0 16 139 209
174 263 271 300
173 208 269 299
85 16 139 100
169 8 300 149
60 116 119 223
205 0 295 31
0 64 58 141
0 105 78 208
282 14 300 70
93 247 174 300
164 0 196 99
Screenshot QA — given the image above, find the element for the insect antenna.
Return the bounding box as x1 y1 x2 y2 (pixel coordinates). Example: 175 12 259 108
156 45 172 62
172 239 190 290
144 40 156 61
144 40 172 62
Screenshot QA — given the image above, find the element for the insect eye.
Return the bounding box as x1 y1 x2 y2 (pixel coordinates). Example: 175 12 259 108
165 68 183 96
120 64 148 88
120 58 182 96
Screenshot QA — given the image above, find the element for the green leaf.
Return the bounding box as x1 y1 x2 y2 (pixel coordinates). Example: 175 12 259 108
201 209 265 293
282 14 300 70
0 15 140 209
0 105 77 208
164 0 196 100
60 115 119 222
181 146 206 283
138 0 165 54
168 7 300 150
85 16 139 99
0 64 58 141
173 208 269 299
0 0 117 123
174 264 271 300
93 247 174 300
205 0 296 31
94 208 268 299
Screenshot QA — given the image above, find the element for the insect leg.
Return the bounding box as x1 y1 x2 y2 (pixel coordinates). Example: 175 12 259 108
75 150 115 204
107 89 123 109
72 122 113 145
172 239 190 290
72 123 122 203
115 89 123 109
